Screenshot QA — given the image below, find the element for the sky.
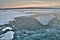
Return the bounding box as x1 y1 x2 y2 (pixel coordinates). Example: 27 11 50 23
0 0 60 8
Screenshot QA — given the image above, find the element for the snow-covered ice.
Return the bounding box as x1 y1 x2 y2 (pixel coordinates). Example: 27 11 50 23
35 15 56 25
0 10 34 25
0 31 14 40
2 27 12 31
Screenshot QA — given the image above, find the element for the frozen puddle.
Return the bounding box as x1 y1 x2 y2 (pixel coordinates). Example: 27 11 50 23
0 11 34 25
35 15 56 25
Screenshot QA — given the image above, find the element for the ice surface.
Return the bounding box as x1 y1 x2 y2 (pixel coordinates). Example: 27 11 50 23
35 15 56 25
0 31 14 40
0 10 34 25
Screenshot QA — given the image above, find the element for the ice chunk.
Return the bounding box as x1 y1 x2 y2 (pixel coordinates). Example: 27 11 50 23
0 31 14 40
2 27 12 31
35 15 56 25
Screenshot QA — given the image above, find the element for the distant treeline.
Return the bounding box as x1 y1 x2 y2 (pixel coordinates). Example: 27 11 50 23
0 7 60 10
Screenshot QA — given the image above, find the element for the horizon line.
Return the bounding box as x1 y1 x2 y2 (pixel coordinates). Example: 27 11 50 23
0 7 60 10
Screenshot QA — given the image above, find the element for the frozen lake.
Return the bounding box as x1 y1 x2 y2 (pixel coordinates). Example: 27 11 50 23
0 9 60 25
0 9 60 40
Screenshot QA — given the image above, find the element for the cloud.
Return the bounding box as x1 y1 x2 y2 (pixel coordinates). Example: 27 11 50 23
0 0 60 8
